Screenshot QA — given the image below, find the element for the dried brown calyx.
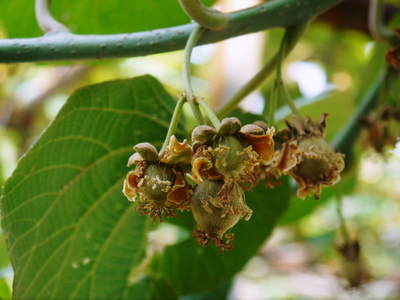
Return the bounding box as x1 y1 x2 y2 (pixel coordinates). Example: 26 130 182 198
191 180 252 251
386 47 400 69
122 136 193 221
336 240 372 288
191 117 275 188
276 114 345 199
359 106 400 153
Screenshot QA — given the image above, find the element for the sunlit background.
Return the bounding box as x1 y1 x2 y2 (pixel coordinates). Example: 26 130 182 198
1 0 400 299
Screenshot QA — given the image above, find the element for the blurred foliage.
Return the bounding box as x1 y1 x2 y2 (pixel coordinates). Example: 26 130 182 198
0 0 214 38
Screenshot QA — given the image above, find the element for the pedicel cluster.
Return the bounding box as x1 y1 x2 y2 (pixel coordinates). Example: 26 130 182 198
123 114 345 251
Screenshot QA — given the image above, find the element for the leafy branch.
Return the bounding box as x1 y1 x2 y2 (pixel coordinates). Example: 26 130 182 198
0 0 342 63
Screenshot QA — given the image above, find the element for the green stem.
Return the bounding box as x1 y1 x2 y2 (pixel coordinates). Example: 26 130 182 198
178 0 228 31
368 0 398 44
267 81 278 125
267 26 297 123
35 0 69 33
183 25 205 124
281 80 301 116
161 96 186 153
335 197 351 243
197 98 221 128
0 0 342 63
217 23 307 118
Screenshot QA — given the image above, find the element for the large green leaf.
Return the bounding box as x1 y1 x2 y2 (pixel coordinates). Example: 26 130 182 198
154 180 291 295
0 75 179 299
1 0 214 38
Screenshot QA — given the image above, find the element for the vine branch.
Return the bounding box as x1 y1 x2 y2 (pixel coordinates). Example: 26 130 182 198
0 0 342 63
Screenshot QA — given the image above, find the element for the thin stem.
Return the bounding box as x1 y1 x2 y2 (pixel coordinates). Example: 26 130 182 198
267 81 278 125
197 98 221 128
217 23 307 118
161 97 186 153
183 25 205 124
266 26 288 122
178 0 228 31
281 81 301 116
183 25 220 127
369 0 399 44
35 0 69 33
183 25 201 101
335 197 351 243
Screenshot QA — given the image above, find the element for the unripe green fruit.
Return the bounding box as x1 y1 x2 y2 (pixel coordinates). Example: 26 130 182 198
139 164 175 202
294 136 336 183
213 135 247 177
191 180 243 238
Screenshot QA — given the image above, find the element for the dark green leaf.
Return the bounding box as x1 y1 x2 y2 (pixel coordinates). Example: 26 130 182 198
153 180 291 295
0 75 178 299
1 0 214 38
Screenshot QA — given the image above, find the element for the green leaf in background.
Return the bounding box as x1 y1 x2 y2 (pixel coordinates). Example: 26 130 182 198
154 180 291 296
0 278 11 300
0 75 179 299
1 0 214 38
280 174 356 224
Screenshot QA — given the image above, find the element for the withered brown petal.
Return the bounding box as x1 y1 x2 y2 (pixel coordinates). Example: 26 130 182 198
159 136 193 165
241 128 275 163
167 169 192 209
123 171 140 200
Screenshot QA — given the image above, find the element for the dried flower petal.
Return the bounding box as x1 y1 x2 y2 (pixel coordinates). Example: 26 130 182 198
167 168 192 210
240 127 275 163
122 161 148 201
192 146 224 182
159 135 193 165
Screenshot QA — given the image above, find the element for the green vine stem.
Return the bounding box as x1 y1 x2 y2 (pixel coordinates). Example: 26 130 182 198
267 81 278 125
0 0 341 63
161 96 186 153
35 0 69 33
178 0 228 31
267 27 301 124
183 25 205 125
197 98 221 128
335 197 351 243
368 0 398 44
183 25 221 127
217 23 307 118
